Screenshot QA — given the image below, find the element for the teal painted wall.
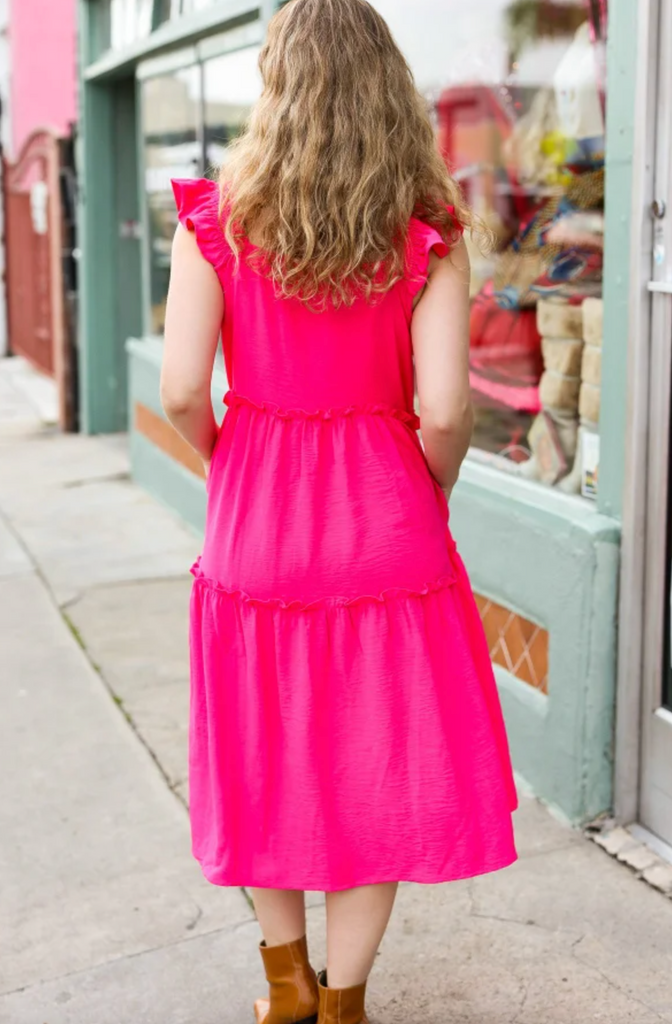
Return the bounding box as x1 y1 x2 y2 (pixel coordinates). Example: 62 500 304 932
131 432 208 534
597 0 639 521
114 78 143 426
127 338 223 532
78 74 143 433
78 77 118 433
451 465 620 822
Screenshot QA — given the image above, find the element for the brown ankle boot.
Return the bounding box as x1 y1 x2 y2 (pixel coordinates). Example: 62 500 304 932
317 971 369 1024
254 935 319 1024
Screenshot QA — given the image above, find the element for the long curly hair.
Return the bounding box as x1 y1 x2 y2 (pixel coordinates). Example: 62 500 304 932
220 0 471 308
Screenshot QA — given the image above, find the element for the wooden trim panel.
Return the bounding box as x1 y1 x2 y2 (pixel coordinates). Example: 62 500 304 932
135 402 206 480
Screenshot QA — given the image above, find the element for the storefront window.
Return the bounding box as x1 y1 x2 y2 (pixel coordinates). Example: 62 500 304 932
93 0 113 54
152 0 181 27
372 0 607 497
93 0 220 57
142 66 202 333
204 46 263 171
182 0 219 12
110 0 153 48
140 45 261 332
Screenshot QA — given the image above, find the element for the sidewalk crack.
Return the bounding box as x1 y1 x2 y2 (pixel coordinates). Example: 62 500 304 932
0 916 259 998
570 945 669 1021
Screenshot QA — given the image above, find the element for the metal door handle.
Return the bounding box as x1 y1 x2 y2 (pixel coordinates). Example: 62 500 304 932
648 281 672 293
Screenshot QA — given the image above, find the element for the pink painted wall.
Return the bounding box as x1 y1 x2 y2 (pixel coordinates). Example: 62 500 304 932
9 0 77 157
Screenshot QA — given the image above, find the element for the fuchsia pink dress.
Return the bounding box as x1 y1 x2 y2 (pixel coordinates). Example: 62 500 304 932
173 177 517 892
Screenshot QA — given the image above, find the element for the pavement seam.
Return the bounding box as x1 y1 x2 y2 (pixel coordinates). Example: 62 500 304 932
511 976 531 1024
60 572 195 613
569 943 670 1022
0 508 191 810
0 505 51 592
0 916 260 999
1 496 256 940
61 471 130 489
466 877 584 939
514 840 581 862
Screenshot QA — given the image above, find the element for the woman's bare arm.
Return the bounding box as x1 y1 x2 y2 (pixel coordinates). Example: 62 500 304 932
160 226 223 471
411 238 473 498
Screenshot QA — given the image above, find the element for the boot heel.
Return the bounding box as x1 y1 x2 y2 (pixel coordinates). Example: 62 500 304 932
253 1008 317 1024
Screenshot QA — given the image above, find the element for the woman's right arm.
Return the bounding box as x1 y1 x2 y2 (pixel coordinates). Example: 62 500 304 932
161 225 223 472
411 237 473 498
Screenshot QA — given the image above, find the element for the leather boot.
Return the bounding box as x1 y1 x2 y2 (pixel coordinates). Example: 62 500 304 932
317 971 369 1024
254 935 319 1024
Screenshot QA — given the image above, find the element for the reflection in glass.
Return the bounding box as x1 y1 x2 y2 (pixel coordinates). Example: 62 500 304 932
372 0 607 494
142 66 202 333
94 0 112 56
182 0 218 12
110 0 153 49
203 47 263 173
153 0 181 27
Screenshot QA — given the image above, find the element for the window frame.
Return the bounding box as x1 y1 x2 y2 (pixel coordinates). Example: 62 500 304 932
136 29 263 336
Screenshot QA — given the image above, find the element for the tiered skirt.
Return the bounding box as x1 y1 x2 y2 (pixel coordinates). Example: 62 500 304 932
188 392 518 891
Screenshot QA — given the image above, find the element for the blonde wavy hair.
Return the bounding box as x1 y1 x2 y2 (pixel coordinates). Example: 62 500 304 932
220 0 471 308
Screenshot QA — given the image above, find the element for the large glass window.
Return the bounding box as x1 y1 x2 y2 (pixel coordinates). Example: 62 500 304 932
372 0 607 498
152 0 181 27
140 45 262 332
92 0 221 57
110 0 153 48
182 0 219 12
204 46 263 170
142 66 201 333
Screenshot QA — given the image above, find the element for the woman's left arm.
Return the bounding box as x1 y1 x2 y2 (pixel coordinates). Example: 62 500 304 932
160 225 224 472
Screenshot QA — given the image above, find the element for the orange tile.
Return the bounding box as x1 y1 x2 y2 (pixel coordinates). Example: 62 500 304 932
518 616 539 645
474 592 549 694
528 630 550 694
500 617 527 670
512 656 538 689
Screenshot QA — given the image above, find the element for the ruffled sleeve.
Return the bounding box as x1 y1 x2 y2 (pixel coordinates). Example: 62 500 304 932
406 205 464 297
171 177 231 275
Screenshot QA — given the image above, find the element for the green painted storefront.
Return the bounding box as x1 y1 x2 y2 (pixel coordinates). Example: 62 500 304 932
78 0 636 825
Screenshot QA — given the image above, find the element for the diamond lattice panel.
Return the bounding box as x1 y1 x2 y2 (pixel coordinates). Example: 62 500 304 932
474 594 549 695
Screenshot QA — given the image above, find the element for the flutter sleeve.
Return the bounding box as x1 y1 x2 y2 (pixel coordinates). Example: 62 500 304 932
170 177 231 276
406 205 464 297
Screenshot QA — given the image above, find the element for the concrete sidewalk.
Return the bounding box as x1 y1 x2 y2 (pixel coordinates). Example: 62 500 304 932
1 358 671 1024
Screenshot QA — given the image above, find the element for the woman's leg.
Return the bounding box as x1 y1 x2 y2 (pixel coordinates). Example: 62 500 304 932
250 889 319 1024
325 883 398 988
250 888 307 946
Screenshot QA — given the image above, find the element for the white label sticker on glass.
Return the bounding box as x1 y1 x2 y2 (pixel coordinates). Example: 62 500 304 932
581 429 600 500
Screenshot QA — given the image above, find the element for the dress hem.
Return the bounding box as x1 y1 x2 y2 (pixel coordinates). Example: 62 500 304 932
194 849 519 892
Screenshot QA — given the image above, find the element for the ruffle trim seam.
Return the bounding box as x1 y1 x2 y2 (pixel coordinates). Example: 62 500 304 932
182 209 234 275
224 390 420 428
171 179 234 276
405 206 464 294
190 560 456 612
